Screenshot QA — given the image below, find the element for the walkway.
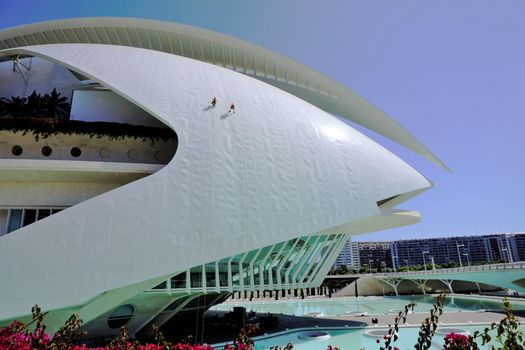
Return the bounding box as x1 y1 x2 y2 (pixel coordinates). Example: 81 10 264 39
326 262 525 295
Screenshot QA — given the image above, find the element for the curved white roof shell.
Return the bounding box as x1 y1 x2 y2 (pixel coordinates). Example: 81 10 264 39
0 17 449 171
0 43 431 322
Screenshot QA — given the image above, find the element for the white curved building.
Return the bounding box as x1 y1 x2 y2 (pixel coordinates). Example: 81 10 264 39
0 18 443 337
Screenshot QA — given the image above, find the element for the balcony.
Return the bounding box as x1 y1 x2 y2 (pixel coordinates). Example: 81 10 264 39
0 117 177 168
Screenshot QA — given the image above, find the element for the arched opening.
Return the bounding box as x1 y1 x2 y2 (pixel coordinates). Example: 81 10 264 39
107 304 135 329
512 277 525 289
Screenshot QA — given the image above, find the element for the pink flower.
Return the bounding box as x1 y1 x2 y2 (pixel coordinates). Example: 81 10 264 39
444 332 469 350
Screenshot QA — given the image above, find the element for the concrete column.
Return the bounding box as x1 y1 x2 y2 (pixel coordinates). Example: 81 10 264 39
439 279 454 294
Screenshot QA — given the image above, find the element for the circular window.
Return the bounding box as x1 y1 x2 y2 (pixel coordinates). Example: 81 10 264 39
11 145 23 156
127 149 138 160
70 147 81 158
107 304 134 329
155 150 171 163
99 147 110 159
41 146 52 157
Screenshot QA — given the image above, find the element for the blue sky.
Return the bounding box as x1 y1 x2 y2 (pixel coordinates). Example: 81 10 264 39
1 0 524 241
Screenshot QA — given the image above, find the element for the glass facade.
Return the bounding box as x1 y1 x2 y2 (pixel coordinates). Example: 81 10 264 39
3 208 64 236
148 233 347 294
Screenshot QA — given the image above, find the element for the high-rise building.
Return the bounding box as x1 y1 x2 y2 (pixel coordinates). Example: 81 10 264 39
334 239 360 269
512 233 525 261
358 241 392 269
336 233 524 269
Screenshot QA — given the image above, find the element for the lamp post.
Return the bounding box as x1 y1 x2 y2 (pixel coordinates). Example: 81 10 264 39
422 251 429 272
463 253 471 267
430 256 436 270
456 243 464 268
405 259 410 271
369 259 373 273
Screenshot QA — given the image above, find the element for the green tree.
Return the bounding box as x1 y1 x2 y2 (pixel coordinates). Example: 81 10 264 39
1 96 26 117
43 88 70 119
24 90 44 117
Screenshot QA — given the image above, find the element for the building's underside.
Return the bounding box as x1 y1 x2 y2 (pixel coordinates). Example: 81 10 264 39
0 18 444 338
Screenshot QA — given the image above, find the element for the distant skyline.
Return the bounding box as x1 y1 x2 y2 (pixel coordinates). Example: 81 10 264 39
351 230 524 244
1 0 524 241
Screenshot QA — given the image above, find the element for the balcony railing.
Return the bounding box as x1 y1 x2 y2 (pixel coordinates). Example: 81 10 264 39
325 262 525 278
0 117 177 165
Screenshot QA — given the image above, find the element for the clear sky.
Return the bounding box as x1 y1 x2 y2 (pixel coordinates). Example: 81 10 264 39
1 0 524 241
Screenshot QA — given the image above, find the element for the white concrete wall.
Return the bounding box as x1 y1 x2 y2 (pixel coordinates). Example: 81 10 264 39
0 57 76 100
0 182 121 208
70 90 166 127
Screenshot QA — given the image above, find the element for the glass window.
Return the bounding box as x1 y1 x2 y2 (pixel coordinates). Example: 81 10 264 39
171 272 186 289
23 209 36 227
242 262 250 286
37 209 51 221
218 260 229 287
231 261 240 287
152 281 167 290
190 266 202 288
11 145 23 156
7 209 23 233
205 262 216 288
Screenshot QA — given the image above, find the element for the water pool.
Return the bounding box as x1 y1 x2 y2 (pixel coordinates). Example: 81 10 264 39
210 295 525 316
248 325 502 350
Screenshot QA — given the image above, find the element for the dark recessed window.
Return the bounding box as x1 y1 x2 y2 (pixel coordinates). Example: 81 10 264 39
107 304 134 329
11 145 23 156
70 147 81 158
23 209 37 226
41 146 52 157
127 149 138 160
152 281 167 290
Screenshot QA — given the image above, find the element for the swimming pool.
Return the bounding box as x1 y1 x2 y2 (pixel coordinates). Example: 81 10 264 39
247 325 500 350
211 295 525 316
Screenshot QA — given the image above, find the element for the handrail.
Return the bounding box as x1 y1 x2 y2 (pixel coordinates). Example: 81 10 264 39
326 261 525 278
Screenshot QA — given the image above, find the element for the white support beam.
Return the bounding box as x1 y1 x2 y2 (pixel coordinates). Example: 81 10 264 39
286 236 316 286
311 234 348 286
258 244 276 290
274 238 301 290
301 235 332 285
215 260 220 293
294 235 323 287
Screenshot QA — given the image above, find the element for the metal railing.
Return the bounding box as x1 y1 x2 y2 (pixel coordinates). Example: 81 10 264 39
326 261 525 279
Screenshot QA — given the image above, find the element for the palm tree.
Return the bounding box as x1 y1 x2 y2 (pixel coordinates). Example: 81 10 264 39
0 97 6 116
1 96 27 117
43 88 70 119
24 90 44 117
